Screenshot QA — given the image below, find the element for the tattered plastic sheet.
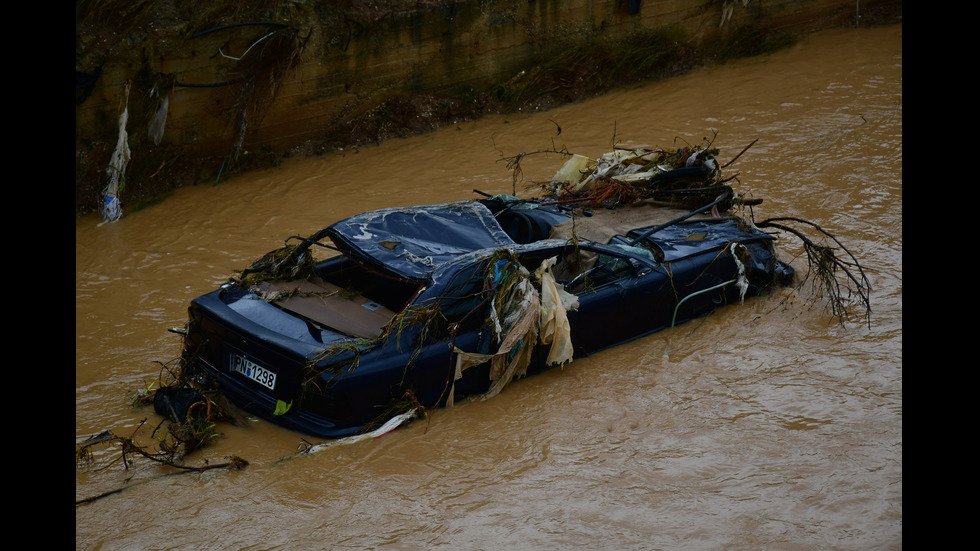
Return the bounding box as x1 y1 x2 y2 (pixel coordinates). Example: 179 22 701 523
450 257 576 404
534 257 576 366
101 84 131 223
297 408 420 454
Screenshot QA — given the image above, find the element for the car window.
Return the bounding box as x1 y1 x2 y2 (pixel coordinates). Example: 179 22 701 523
524 244 642 296
431 259 491 331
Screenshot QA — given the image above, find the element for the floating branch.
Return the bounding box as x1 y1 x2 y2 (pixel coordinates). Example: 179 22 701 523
75 418 249 506
77 343 255 505
756 216 872 327
76 337 252 483
721 137 757 168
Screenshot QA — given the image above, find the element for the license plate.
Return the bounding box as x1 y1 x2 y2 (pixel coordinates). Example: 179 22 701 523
230 354 277 390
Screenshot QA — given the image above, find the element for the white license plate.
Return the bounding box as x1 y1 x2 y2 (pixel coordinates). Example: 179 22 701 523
230 354 277 390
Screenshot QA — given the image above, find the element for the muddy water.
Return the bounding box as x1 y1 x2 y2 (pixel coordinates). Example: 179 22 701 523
76 24 902 550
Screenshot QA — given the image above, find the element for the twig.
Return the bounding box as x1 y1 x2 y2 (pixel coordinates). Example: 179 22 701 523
721 138 758 168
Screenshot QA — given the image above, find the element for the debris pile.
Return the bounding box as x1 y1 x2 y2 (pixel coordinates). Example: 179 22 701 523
541 140 735 211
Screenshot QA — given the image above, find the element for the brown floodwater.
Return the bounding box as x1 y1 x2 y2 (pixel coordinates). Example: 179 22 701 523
76 24 902 550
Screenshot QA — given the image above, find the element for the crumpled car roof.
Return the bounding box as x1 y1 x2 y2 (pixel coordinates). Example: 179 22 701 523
325 200 516 281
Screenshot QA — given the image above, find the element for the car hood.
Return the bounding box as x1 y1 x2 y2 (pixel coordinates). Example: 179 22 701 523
325 200 516 281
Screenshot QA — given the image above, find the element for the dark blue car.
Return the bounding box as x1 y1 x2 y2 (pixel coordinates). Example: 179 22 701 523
182 196 794 438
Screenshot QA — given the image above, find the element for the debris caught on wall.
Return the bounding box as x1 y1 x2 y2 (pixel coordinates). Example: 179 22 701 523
101 82 131 223
720 0 753 27
148 84 169 146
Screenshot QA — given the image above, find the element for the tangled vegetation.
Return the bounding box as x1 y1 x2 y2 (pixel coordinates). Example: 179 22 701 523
75 353 251 506
754 216 872 327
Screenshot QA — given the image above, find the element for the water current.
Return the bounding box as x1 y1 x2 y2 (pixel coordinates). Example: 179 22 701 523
76 23 902 550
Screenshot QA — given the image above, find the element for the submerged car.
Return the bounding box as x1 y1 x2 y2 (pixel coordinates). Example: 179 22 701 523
177 148 796 439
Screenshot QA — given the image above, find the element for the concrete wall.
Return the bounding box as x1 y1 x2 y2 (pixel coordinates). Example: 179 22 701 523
75 0 898 214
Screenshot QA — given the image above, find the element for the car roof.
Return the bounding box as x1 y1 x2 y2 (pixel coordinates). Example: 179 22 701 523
325 200 517 281
324 199 773 283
